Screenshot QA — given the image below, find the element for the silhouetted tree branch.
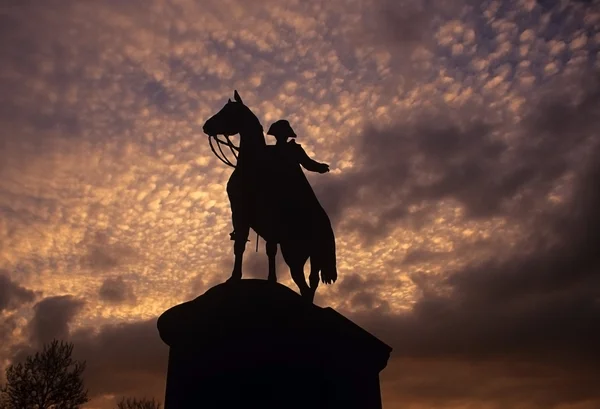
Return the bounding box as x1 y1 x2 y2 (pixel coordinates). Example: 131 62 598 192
116 397 161 409
0 391 8 409
1 339 88 409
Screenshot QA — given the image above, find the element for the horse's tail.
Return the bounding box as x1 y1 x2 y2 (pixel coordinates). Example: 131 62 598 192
320 252 337 284
316 217 337 285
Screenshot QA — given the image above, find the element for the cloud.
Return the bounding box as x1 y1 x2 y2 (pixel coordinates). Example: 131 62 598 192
374 1 435 48
316 118 503 239
28 295 85 346
0 274 36 354
338 146 600 408
80 232 139 272
5 315 167 405
71 319 167 400
98 276 137 305
0 273 36 312
315 69 600 244
1 0 600 407
0 314 19 345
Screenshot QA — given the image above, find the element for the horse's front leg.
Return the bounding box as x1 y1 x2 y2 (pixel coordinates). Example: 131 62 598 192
226 171 249 282
229 211 250 281
230 227 249 281
266 241 277 282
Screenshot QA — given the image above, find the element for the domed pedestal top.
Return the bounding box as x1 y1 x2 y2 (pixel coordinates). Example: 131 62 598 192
158 279 390 369
158 279 392 409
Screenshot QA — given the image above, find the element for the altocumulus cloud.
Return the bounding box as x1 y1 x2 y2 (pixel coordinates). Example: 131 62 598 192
1 0 600 408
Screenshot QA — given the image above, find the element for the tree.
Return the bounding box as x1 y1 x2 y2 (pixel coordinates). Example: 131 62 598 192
1 339 88 409
116 397 161 409
0 391 8 409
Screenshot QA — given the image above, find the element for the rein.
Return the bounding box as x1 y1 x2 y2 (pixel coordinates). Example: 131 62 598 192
208 133 260 251
208 134 239 168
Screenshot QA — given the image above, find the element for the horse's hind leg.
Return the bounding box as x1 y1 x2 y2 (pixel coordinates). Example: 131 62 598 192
290 265 311 300
308 258 320 298
266 241 277 282
282 242 312 300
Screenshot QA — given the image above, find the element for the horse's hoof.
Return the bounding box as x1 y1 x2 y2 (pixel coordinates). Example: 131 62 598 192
301 290 315 303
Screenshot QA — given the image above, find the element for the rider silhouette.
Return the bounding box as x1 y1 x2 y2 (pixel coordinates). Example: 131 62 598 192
267 120 329 174
228 119 329 242
266 120 330 242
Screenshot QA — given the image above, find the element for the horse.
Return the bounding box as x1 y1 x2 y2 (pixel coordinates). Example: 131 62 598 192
202 90 337 302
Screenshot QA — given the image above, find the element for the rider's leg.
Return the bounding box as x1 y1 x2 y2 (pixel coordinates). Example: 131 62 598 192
266 241 277 282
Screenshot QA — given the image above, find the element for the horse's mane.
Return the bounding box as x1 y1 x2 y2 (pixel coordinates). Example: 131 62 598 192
241 104 264 135
238 104 266 151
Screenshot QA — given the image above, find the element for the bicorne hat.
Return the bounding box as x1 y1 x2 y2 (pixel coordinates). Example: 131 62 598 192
267 120 297 138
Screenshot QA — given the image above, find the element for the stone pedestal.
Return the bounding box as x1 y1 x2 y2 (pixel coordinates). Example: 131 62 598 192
157 279 392 409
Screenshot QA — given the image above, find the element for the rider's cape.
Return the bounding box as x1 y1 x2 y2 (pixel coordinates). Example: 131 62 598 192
233 139 337 281
266 141 336 271
267 142 324 230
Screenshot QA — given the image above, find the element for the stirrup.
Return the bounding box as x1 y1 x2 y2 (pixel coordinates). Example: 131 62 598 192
229 231 250 242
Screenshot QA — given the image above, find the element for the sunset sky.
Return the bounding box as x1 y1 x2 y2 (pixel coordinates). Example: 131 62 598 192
1 0 600 407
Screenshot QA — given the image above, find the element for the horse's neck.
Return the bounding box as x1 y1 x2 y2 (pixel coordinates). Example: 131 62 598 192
237 121 265 168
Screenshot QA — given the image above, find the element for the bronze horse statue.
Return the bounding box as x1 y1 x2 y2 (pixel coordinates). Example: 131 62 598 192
202 91 337 301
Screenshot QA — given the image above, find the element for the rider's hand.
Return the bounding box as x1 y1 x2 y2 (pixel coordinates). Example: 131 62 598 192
318 163 330 173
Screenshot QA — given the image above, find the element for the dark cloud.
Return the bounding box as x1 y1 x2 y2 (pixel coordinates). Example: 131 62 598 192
340 145 600 407
357 0 473 84
7 308 165 404
0 314 19 344
98 276 137 305
71 319 167 400
29 295 85 346
336 272 388 296
317 118 507 237
331 273 391 312
0 1 85 140
0 0 167 170
312 68 600 407
374 1 434 47
80 232 138 272
371 0 467 51
402 249 449 265
0 273 36 311
316 71 600 242
537 0 596 11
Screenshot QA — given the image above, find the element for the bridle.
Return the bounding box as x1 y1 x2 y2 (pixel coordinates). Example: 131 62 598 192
208 132 260 250
208 134 239 168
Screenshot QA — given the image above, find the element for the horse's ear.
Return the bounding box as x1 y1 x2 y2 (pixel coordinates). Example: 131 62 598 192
234 90 244 104
228 98 232 103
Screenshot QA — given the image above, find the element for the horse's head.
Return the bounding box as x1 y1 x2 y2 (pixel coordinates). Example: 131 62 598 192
203 90 255 137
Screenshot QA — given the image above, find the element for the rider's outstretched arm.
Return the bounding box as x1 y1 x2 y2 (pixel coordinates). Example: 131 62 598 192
293 142 330 173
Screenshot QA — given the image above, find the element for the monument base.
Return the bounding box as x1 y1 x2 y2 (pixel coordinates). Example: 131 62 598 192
157 279 391 409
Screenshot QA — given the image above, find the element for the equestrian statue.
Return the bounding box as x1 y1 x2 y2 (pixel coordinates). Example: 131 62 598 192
202 90 337 302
